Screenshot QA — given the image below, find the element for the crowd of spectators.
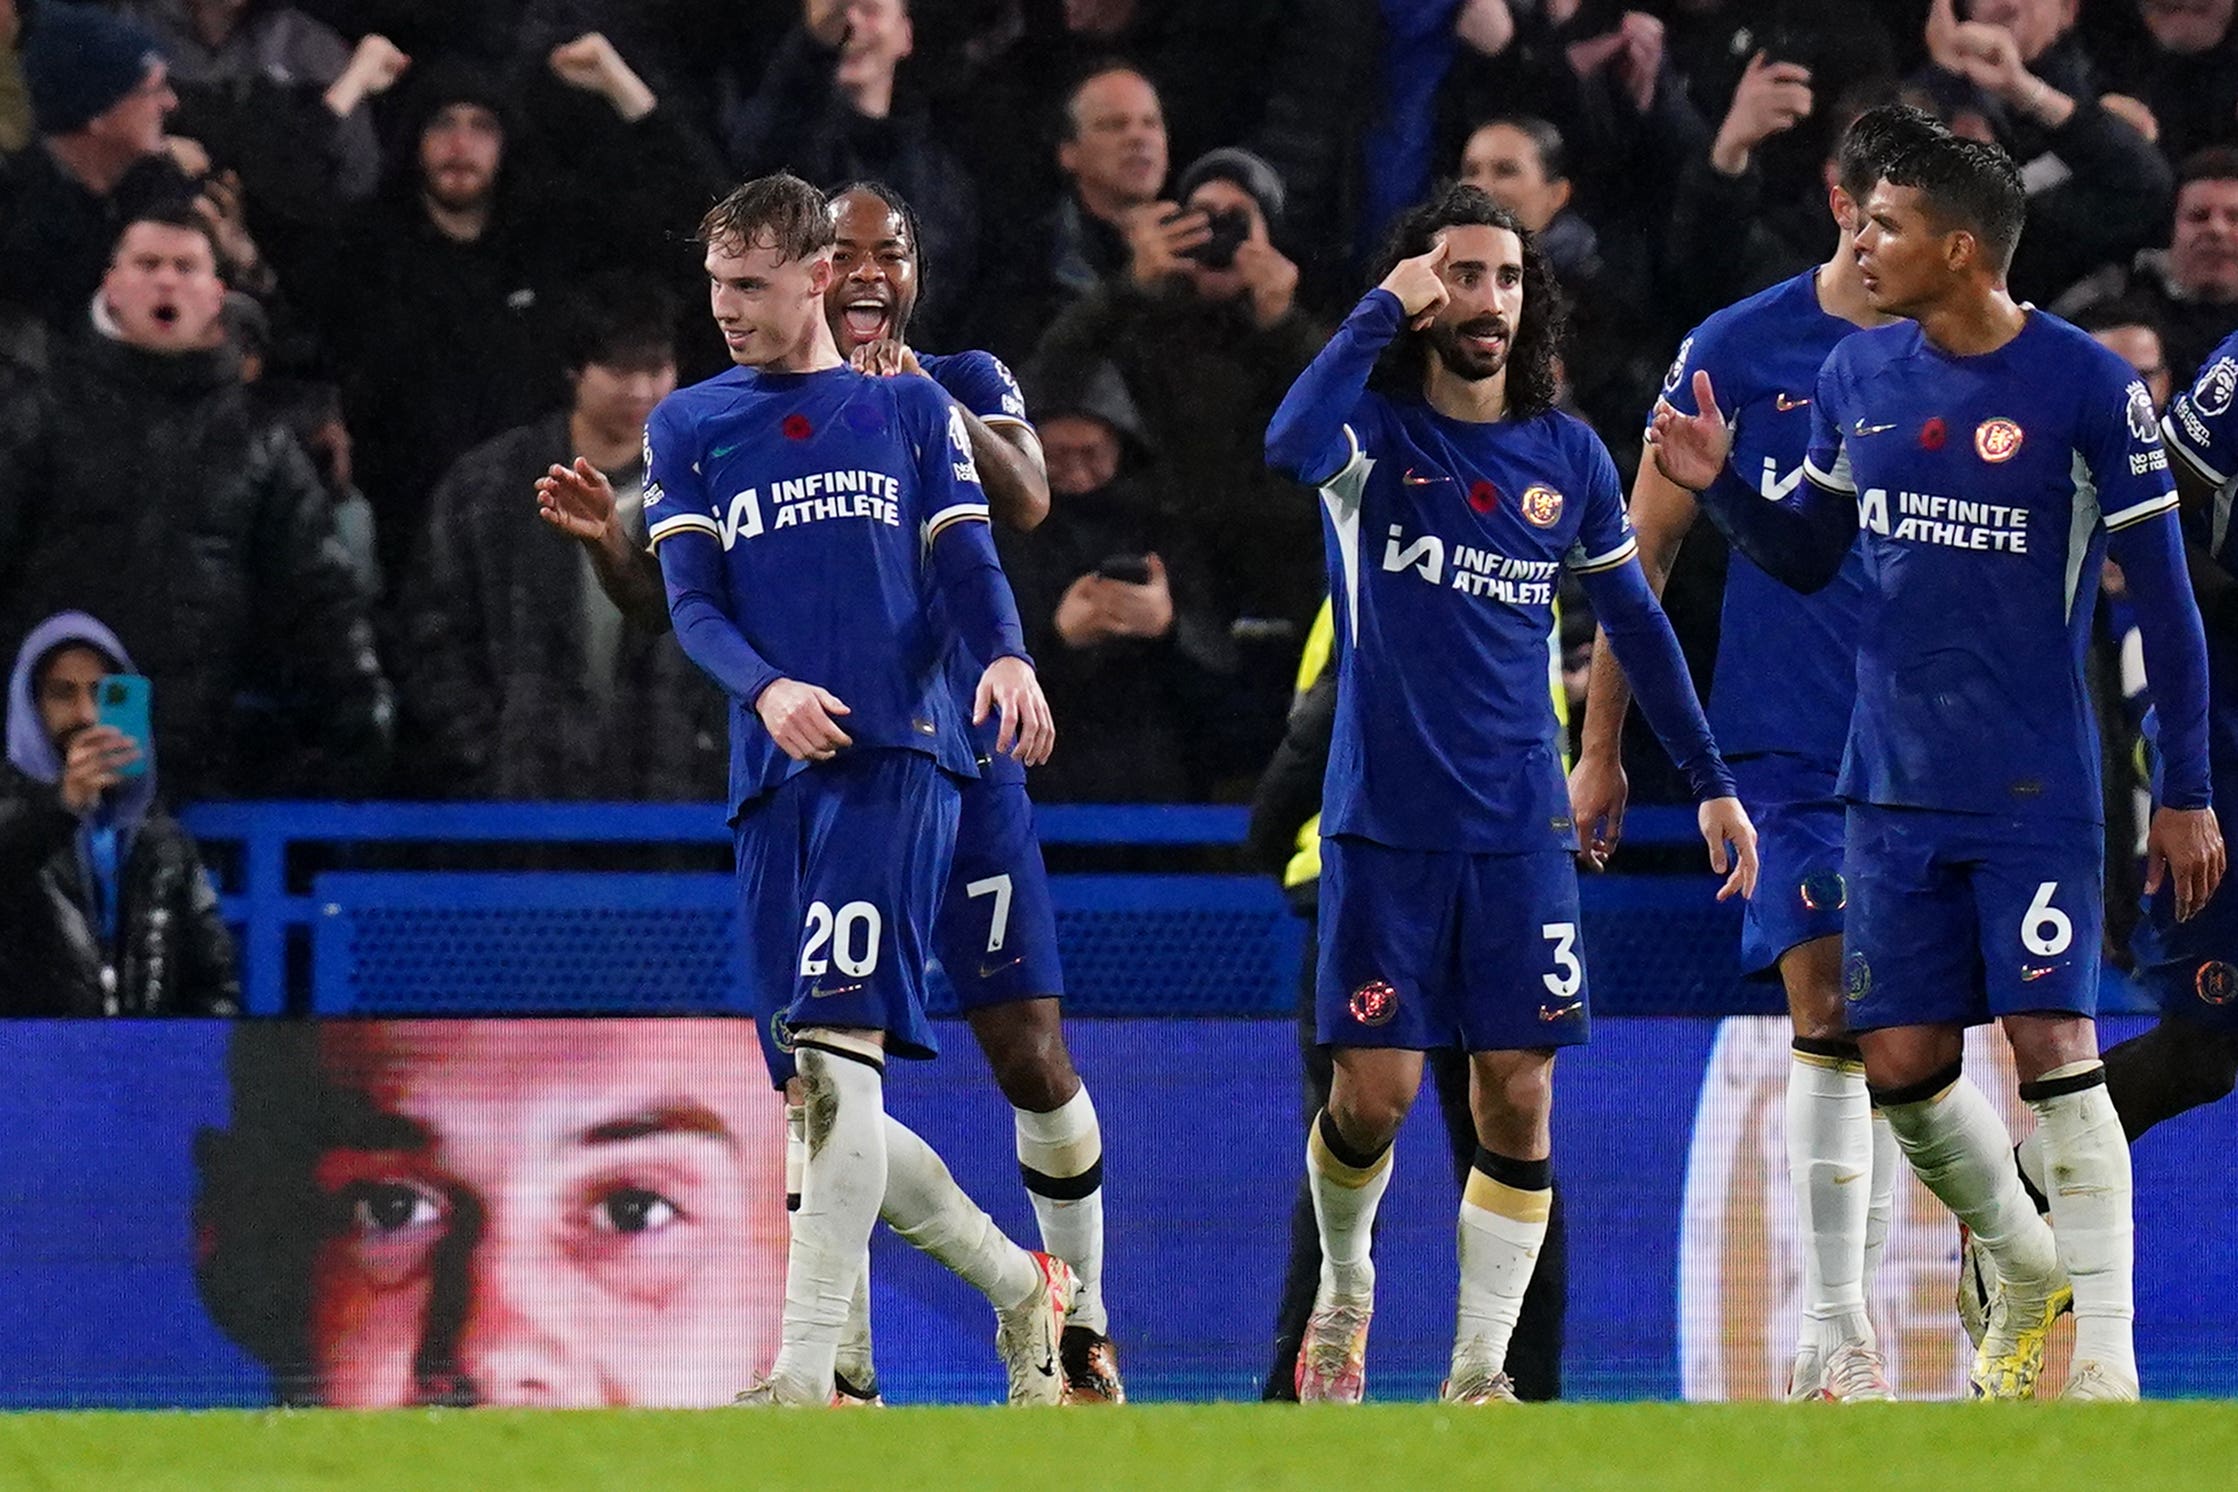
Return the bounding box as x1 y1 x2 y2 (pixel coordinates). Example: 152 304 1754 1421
3 0 2233 826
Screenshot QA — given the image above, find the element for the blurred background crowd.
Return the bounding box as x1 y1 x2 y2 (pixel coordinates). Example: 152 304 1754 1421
0 0 2224 828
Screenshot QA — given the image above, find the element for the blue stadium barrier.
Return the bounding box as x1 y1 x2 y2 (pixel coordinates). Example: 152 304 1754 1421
184 802 2153 1018
184 800 1301 1015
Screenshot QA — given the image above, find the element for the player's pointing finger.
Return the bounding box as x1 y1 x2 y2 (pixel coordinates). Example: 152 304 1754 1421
1691 369 1723 426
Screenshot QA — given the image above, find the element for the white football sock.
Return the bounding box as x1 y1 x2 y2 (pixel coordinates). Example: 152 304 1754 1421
765 1041 888 1400
834 1259 875 1390
2015 1128 2049 1209
1788 1049 1875 1348
884 1114 1040 1312
1453 1167 1550 1376
2025 1063 2137 1381
1880 1073 2059 1289
1015 1085 1107 1334
1861 1109 1898 1304
784 1101 806 1212
1307 1110 1392 1302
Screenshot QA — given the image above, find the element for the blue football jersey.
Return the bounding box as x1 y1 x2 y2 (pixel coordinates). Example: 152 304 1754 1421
1657 271 1868 766
1802 312 2180 822
1317 393 1639 853
645 364 992 810
921 349 1034 786
2157 334 2238 780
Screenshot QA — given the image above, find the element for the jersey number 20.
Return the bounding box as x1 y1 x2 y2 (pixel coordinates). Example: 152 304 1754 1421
802 900 882 978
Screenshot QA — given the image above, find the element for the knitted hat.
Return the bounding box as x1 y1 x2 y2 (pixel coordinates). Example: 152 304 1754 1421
1174 147 1287 233
22 3 167 137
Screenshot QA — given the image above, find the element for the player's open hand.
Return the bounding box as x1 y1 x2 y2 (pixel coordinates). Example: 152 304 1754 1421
1568 750 1629 872
535 457 617 544
756 678 853 762
1379 237 1451 330
975 656 1054 767
1699 796 1758 902
1647 370 1734 493
2147 805 2226 922
848 339 923 379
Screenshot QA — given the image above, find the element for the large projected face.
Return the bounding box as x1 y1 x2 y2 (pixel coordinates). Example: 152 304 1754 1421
199 1020 786 1407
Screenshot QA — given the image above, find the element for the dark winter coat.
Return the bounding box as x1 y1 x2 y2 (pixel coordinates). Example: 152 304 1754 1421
397 414 726 801
0 331 393 803
0 612 239 1016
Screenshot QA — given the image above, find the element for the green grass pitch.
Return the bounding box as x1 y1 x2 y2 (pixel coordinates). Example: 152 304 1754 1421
3 1403 2236 1492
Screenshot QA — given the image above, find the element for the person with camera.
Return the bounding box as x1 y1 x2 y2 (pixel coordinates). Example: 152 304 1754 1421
0 610 239 1016
1031 147 1323 785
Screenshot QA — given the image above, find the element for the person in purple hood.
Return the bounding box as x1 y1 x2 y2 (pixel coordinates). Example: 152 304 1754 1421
0 610 238 1016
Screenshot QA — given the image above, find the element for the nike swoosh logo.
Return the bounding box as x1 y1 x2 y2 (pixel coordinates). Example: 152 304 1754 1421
711 441 743 459
1402 468 1447 486
978 956 1023 980
1776 393 1810 411
806 981 864 999
1036 1354 1055 1377
1832 1170 1863 1186
1852 420 1898 437
1538 1000 1582 1022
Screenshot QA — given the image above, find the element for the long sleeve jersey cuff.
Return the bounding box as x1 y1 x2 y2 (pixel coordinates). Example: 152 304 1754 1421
657 532 785 706
1265 287 1402 486
931 516 1030 667
2111 509 2214 809
1585 560 1737 802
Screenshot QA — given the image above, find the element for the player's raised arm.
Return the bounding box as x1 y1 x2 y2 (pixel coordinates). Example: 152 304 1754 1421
538 456 671 631
1655 367 1856 593
956 405 1049 533
854 342 1054 532
1266 240 1449 487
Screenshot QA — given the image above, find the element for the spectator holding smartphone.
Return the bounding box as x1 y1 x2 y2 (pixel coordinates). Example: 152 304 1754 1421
0 610 239 1016
999 362 1217 803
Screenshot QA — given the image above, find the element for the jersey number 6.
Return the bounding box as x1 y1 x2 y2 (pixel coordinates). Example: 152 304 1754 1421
2022 881 2073 958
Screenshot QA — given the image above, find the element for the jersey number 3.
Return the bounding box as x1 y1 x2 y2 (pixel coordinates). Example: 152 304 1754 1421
1542 922 1583 1000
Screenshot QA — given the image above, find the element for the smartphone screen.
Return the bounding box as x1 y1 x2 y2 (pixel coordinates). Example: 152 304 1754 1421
95 675 152 779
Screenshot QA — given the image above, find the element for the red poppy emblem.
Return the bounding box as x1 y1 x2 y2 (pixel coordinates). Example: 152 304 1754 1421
1466 480 1500 514
1920 417 1946 451
782 414 812 440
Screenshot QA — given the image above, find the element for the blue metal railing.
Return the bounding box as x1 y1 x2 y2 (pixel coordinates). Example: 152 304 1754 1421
172 801 1757 1015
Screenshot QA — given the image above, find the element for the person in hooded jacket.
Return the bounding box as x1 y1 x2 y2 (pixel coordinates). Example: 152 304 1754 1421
0 610 239 1016
999 358 1226 802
